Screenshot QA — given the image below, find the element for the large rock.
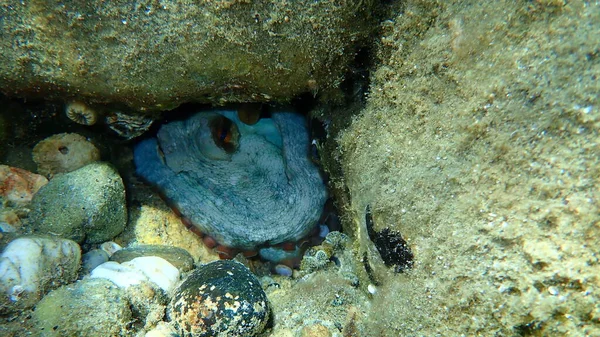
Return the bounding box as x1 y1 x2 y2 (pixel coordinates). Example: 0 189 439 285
328 1 600 336
28 162 127 244
0 1 377 111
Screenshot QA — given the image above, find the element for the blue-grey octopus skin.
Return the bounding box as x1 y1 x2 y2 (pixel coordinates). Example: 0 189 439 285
134 110 327 251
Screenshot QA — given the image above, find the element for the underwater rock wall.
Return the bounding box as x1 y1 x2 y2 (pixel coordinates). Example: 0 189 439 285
333 0 600 335
0 0 377 111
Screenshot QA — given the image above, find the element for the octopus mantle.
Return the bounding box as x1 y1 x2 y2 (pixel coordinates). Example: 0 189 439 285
134 110 327 250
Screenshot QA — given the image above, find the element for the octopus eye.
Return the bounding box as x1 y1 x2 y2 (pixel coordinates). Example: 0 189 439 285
210 115 239 153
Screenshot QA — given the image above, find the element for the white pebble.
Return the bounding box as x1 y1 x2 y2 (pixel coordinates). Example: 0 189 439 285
124 257 180 292
0 237 80 305
90 256 179 292
100 241 122 257
90 261 148 288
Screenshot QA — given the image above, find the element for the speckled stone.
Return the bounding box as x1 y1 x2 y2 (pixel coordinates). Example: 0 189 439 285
110 245 195 272
168 260 270 337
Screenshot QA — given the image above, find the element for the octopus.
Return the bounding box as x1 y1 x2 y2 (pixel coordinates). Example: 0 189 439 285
133 109 327 262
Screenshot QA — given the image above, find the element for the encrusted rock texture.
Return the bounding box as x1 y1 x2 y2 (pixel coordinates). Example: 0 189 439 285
326 0 600 335
0 0 377 112
28 162 127 244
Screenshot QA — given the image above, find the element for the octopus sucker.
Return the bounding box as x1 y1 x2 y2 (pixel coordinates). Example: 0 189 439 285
134 109 328 262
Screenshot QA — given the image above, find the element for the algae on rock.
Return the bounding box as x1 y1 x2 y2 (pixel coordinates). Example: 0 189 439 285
28 162 127 244
0 0 378 112
32 278 133 337
328 0 600 335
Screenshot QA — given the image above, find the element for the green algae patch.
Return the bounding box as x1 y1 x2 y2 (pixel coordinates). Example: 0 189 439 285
327 0 600 335
0 1 378 112
32 279 132 337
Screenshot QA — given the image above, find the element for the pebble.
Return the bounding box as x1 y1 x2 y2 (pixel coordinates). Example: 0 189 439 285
32 133 100 178
100 241 123 256
0 165 48 206
32 278 132 337
274 264 293 277
81 248 110 274
0 235 81 313
168 260 270 337
548 286 560 296
28 162 127 244
91 256 180 292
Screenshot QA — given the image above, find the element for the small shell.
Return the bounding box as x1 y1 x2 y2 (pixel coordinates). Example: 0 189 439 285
65 101 98 126
105 111 153 140
274 264 293 277
100 241 123 257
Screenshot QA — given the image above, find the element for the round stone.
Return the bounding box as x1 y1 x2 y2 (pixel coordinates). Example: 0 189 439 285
28 162 126 244
168 260 270 337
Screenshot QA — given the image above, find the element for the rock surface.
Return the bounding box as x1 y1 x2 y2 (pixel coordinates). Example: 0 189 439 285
31 278 132 337
168 260 270 337
0 235 80 313
0 1 377 111
28 162 126 244
326 0 600 335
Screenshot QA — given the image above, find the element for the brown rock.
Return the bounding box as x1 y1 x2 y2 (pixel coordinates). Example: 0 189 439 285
32 133 100 178
0 165 48 205
0 1 378 112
